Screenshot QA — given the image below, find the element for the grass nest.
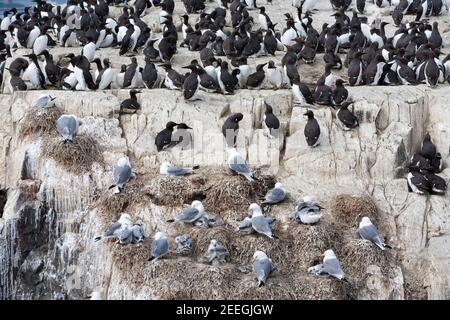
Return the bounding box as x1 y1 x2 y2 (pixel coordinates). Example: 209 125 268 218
109 240 151 290
201 169 276 213
96 179 150 226
19 107 62 138
146 258 239 299
142 168 276 214
339 239 391 287
333 194 378 226
233 273 352 300
144 176 196 206
42 135 104 175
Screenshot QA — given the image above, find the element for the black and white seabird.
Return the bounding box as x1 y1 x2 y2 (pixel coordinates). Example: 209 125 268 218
95 58 114 90
115 64 127 89
336 102 359 130
267 60 283 89
331 79 348 106
304 110 321 147
155 121 179 152
407 167 432 195
348 51 364 86
222 113 244 147
292 79 314 105
39 50 60 86
420 133 437 160
246 63 267 89
182 64 200 101
218 61 240 94
424 171 447 195
142 57 160 89
314 79 333 105
263 102 280 139
24 53 46 89
120 90 141 113
161 63 185 90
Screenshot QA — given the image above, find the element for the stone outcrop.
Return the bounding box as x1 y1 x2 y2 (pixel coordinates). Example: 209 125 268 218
1 0 450 300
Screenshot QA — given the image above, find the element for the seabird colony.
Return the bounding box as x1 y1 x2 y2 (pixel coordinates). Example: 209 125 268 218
4 0 448 289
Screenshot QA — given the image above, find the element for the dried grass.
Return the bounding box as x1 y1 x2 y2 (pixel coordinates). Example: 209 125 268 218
339 239 391 287
143 168 276 213
42 135 104 175
105 240 154 292
333 194 378 226
147 258 239 299
96 179 150 227
19 107 62 138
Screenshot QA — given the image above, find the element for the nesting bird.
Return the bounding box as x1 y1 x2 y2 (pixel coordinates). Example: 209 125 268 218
252 250 276 287
56 115 80 143
159 162 200 176
149 232 169 261
110 157 135 194
293 196 323 225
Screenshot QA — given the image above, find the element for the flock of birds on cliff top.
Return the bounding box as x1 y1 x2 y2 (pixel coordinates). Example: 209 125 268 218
3 0 449 291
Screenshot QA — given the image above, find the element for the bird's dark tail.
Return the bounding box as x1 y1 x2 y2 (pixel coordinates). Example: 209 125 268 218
166 219 175 223
148 256 155 262
192 165 200 170
384 243 393 249
94 236 101 242
258 281 265 287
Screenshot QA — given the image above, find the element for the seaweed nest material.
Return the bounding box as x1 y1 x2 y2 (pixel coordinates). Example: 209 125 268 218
42 135 104 175
333 194 378 226
19 107 62 138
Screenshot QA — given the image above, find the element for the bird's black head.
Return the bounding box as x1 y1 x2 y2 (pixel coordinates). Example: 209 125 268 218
231 113 244 122
268 60 276 69
166 121 179 129
304 110 314 119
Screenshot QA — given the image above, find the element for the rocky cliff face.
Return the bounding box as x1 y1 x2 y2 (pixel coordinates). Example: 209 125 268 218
1 1 450 300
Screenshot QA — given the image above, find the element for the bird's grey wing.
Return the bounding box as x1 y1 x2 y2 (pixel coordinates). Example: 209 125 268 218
35 96 48 107
265 217 277 229
228 154 251 174
104 222 122 237
58 116 77 136
299 211 321 224
131 226 144 239
178 207 201 222
118 228 133 243
324 257 344 278
215 245 228 255
359 224 382 244
252 216 272 236
265 188 285 202
152 238 169 258
238 217 253 229
253 259 272 282
166 166 190 176
113 165 132 185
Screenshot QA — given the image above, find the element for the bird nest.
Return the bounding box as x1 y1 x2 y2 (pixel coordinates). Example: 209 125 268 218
143 168 276 213
41 135 104 175
144 175 196 206
339 239 392 288
96 179 150 225
19 107 62 138
108 241 151 291
233 274 352 300
333 194 378 226
146 258 240 299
